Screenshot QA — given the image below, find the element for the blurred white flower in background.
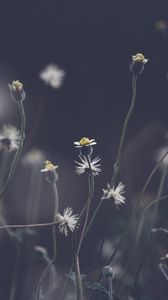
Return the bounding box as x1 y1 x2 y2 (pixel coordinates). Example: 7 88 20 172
22 149 46 167
0 124 20 152
39 64 65 89
101 182 126 208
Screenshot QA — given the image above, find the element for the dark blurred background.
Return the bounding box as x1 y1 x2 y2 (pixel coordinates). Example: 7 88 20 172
0 0 168 299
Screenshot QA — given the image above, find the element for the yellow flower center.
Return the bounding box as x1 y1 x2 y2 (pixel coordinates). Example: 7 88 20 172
44 160 57 171
79 137 91 146
132 53 145 62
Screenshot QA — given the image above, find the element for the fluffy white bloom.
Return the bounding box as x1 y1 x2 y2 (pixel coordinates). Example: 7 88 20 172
102 182 126 207
39 64 65 89
74 137 96 148
0 125 20 152
22 149 46 166
75 156 101 176
56 207 79 236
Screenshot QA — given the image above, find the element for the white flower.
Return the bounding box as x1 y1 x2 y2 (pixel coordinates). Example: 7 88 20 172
41 160 58 172
8 80 23 92
74 137 97 148
102 182 126 207
75 156 101 176
0 125 20 152
22 149 46 166
56 207 79 236
39 64 65 89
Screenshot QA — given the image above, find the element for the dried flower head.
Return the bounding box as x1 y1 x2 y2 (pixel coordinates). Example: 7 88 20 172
56 207 79 236
102 182 126 208
0 125 20 152
8 80 25 102
39 64 65 89
130 53 148 75
41 160 58 183
103 265 114 278
75 155 101 176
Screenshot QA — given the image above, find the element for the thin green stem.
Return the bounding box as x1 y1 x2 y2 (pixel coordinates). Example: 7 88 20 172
37 176 59 300
75 255 84 300
0 101 26 199
110 73 137 187
83 74 138 240
108 277 113 300
74 156 94 300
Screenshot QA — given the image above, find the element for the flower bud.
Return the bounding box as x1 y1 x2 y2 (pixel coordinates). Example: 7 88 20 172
130 53 148 75
41 160 59 183
8 80 25 102
103 265 114 278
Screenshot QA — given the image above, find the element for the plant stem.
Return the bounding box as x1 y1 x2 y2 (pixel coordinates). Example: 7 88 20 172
108 277 113 300
83 74 138 240
74 156 94 300
159 263 168 281
37 176 59 299
110 73 137 187
0 101 26 199
117 163 168 297
75 255 84 300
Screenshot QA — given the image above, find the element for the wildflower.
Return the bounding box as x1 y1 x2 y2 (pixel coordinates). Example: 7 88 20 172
74 137 96 157
130 53 148 75
0 125 20 152
39 64 65 89
22 149 46 167
101 182 126 208
56 207 79 236
74 137 96 148
41 160 58 183
75 155 101 176
103 266 114 278
8 80 25 102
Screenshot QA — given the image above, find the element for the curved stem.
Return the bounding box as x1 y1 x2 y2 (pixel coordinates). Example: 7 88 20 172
37 177 59 300
110 73 137 187
0 101 26 199
83 74 138 240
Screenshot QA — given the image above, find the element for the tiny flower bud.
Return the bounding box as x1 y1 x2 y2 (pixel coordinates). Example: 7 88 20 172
8 80 26 102
103 265 114 278
41 160 59 183
130 53 148 75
